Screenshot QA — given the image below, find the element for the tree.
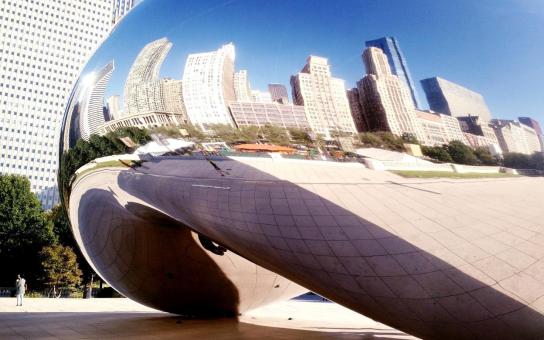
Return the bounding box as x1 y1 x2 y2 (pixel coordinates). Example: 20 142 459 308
359 132 383 148
47 205 99 286
473 147 499 166
238 125 260 144
421 145 452 163
113 127 151 145
401 133 420 145
288 128 313 147
40 245 82 297
503 152 531 169
0 175 55 286
260 124 290 146
530 152 544 171
446 140 479 165
209 124 242 144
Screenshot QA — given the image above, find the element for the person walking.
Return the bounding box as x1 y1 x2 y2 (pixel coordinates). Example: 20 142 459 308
15 274 27 306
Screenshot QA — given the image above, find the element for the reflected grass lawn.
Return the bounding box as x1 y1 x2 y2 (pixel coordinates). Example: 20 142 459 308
391 170 520 179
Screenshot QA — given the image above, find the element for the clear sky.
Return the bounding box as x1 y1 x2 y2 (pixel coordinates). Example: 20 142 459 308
91 0 544 125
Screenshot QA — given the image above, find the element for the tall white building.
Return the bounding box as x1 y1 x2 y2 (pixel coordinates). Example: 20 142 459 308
107 95 122 120
79 62 115 141
233 70 253 102
492 120 542 155
357 47 426 142
124 38 173 116
415 110 468 146
182 44 236 129
0 0 114 208
112 0 135 24
291 56 357 137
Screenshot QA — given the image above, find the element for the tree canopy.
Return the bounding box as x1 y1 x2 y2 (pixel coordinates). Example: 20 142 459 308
0 175 55 286
40 245 82 297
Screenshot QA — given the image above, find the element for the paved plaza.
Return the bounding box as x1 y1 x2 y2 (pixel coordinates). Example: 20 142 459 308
0 298 414 339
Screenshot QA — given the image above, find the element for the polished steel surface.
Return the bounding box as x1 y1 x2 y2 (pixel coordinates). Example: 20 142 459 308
59 1 544 339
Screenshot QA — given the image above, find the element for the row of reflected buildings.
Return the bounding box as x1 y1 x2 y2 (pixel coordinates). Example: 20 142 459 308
81 36 543 157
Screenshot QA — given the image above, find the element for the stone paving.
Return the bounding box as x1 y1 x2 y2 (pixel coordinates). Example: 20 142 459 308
0 298 415 339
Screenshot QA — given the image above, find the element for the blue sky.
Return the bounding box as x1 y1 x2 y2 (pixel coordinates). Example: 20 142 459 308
89 0 544 124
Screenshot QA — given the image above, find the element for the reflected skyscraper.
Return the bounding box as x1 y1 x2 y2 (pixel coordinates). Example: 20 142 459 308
182 44 237 129
291 56 357 136
268 84 289 104
357 47 425 142
233 70 253 102
112 0 135 24
366 37 421 108
79 62 115 141
420 77 492 122
124 38 173 116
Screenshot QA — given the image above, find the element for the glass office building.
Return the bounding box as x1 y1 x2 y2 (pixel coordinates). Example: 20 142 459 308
365 37 421 108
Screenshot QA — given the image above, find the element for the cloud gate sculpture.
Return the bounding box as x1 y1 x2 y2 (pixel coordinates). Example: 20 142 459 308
60 1 544 339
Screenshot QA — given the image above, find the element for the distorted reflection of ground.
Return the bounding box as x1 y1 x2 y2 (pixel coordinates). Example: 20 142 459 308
0 298 416 339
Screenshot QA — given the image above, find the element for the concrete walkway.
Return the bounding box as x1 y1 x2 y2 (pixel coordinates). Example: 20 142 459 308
0 298 416 339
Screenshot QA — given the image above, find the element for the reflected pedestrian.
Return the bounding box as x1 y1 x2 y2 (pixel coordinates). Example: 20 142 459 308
16 274 27 306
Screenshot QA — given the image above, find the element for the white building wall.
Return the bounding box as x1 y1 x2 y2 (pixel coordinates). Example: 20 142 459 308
79 62 114 141
0 0 113 209
182 44 236 129
291 56 357 137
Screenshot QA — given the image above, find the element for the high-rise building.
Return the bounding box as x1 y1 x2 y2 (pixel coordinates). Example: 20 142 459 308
519 117 543 135
458 116 501 150
79 62 115 141
233 70 253 102
0 0 113 208
346 88 367 132
357 47 426 142
519 116 544 150
420 77 492 121
251 90 273 103
365 37 421 108
107 96 122 120
229 102 309 130
268 84 289 104
491 119 541 155
124 38 173 116
112 0 135 24
291 56 357 137
182 44 236 129
415 110 467 146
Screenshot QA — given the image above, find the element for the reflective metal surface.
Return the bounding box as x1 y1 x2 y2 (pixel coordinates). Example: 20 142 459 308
60 1 544 339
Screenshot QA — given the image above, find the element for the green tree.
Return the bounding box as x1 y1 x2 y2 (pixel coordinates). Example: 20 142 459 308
179 123 206 140
0 175 55 286
288 128 313 147
209 124 242 143
260 124 290 146
503 152 531 169
529 152 544 171
113 127 151 145
401 133 420 145
377 132 405 151
40 245 82 297
358 132 383 148
421 145 453 163
473 147 499 166
238 125 260 143
446 140 479 165
47 205 99 287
